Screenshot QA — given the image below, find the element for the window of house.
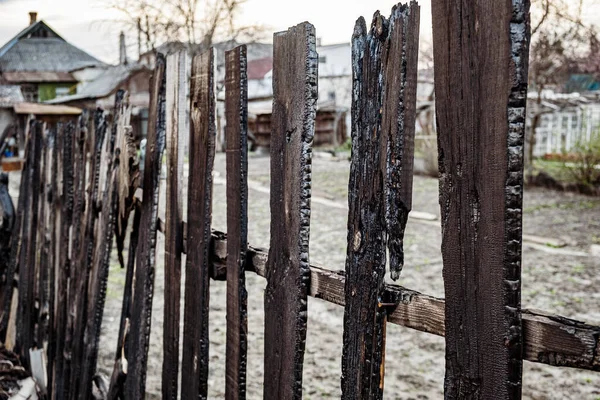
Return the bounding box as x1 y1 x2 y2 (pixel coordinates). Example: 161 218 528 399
21 85 38 102
55 87 70 98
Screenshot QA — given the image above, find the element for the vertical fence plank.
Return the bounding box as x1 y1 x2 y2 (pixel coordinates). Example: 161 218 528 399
342 4 420 398
162 51 187 400
264 22 317 400
181 48 216 400
54 121 74 399
108 204 140 400
77 91 129 400
432 0 530 398
126 55 167 400
15 121 42 369
47 125 59 399
225 45 249 400
384 3 420 281
66 111 89 398
68 110 106 398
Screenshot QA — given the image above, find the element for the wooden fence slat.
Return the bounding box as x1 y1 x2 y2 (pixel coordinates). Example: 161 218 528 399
432 0 530 397
125 55 167 400
15 121 43 369
66 111 89 398
46 126 58 399
224 45 249 400
341 5 419 397
181 48 216 400
77 91 129 400
108 205 141 400
54 121 74 400
264 22 317 400
162 51 187 400
68 110 106 398
384 2 420 281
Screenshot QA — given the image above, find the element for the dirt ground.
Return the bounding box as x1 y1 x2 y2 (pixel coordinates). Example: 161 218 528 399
9 151 600 399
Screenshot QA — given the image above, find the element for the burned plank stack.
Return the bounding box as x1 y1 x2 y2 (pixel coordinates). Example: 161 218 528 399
2 1 600 399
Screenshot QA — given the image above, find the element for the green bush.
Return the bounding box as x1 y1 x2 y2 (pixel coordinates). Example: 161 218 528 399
563 130 600 186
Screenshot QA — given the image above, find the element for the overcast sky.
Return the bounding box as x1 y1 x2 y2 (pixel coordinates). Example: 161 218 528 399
0 0 598 65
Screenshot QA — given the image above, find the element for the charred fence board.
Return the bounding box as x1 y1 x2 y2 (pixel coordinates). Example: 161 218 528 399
225 45 249 400
54 121 74 400
162 51 187 400
264 22 317 400
125 55 167 400
108 205 140 400
15 121 43 368
384 2 420 280
341 4 420 398
432 0 531 398
77 91 129 400
67 111 89 399
181 48 216 400
69 110 106 398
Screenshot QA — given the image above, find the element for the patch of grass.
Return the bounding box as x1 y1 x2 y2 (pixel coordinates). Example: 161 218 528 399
572 264 586 274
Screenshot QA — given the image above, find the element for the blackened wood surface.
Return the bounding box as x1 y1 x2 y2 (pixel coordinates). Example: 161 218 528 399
432 0 530 398
108 204 140 400
341 5 420 397
125 56 167 400
264 23 317 400
15 121 42 368
47 126 59 399
181 49 216 400
384 2 420 280
69 110 106 398
224 45 249 400
54 121 74 400
66 112 89 399
77 91 128 400
162 51 187 400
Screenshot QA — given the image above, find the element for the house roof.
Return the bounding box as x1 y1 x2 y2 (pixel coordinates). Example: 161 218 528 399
46 63 150 104
247 57 273 80
14 102 81 115
2 71 76 83
0 20 104 78
0 85 24 108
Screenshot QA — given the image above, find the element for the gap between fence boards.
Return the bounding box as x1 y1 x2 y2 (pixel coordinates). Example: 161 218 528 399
153 217 600 373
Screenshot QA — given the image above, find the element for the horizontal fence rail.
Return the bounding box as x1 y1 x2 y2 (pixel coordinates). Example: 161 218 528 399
2 1 600 399
154 221 600 373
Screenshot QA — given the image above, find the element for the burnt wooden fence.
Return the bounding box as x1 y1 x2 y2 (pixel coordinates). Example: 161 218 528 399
1 1 600 399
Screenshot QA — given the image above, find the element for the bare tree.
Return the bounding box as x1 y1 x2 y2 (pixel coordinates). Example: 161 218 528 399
101 0 263 55
526 0 598 177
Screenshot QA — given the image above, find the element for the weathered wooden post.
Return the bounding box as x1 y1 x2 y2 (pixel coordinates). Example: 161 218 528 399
341 3 420 399
181 48 216 400
224 45 249 400
125 56 167 399
263 22 317 400
162 50 187 400
432 0 530 398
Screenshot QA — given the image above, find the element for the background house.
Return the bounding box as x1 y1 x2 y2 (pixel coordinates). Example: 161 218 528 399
0 12 105 103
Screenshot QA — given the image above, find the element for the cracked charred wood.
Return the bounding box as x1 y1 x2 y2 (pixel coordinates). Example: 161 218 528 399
124 55 166 400
341 4 420 399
